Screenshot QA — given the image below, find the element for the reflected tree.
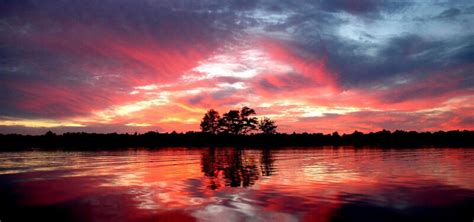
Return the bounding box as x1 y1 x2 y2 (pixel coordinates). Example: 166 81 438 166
223 149 259 187
201 148 267 188
201 147 221 190
260 149 274 176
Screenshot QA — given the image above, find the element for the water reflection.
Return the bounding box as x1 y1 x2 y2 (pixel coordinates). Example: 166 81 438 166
0 148 473 221
201 148 271 189
260 149 274 177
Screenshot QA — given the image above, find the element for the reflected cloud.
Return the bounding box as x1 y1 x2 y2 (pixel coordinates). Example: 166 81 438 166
1 148 473 221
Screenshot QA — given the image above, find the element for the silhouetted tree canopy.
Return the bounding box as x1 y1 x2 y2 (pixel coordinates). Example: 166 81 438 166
202 106 259 135
219 110 242 134
258 117 277 134
239 106 258 134
200 109 221 134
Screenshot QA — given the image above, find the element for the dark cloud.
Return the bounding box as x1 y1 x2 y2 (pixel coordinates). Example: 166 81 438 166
0 0 473 132
435 8 461 19
243 1 473 95
211 88 239 100
465 6 474 14
459 116 474 127
318 0 381 15
187 95 204 105
229 0 258 10
258 79 279 92
315 0 411 18
306 33 474 91
453 43 474 63
380 74 473 104
0 0 240 118
0 0 234 47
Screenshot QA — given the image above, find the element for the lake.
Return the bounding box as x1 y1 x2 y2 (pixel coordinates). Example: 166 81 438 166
0 147 473 221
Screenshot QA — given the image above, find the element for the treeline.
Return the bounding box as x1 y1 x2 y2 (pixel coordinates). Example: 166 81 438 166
0 130 473 150
200 107 277 134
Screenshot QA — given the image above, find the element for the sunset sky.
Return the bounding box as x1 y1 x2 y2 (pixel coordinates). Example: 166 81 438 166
1 0 473 134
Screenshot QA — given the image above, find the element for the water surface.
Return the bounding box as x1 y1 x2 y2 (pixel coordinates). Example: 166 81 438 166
1 147 473 221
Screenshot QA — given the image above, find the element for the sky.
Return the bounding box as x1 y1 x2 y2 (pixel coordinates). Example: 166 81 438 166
0 0 473 134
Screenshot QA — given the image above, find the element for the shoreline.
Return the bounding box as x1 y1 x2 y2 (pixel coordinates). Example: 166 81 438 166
1 130 473 150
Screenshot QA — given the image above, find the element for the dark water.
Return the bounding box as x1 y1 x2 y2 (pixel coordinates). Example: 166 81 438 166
0 147 473 222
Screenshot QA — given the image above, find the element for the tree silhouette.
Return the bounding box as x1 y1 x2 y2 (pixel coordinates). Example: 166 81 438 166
219 106 258 135
258 117 277 134
240 106 258 134
219 110 242 134
200 109 221 134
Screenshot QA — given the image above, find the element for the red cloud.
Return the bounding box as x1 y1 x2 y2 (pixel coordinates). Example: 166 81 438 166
2 28 472 133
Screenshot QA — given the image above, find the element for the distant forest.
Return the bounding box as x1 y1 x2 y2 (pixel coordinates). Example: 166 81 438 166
1 130 473 149
1 107 473 149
